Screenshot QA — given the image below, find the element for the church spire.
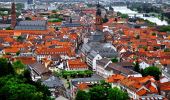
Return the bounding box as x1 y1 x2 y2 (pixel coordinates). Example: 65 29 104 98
11 1 17 29
95 0 103 31
96 0 101 16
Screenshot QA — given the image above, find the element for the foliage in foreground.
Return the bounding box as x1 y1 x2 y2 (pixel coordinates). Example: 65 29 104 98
75 81 129 100
0 58 52 100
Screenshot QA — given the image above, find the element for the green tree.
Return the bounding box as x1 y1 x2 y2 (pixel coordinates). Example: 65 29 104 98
84 70 93 77
13 60 25 74
23 69 32 82
164 48 170 52
89 85 107 100
108 87 129 100
52 10 57 13
0 10 10 23
16 3 24 11
0 58 15 77
17 36 25 42
25 17 32 20
0 75 44 100
143 66 161 80
6 27 12 30
75 90 89 100
117 12 129 19
55 27 59 31
75 80 129 100
134 61 140 72
0 58 52 100
16 51 20 56
158 26 170 32
88 80 111 100
152 32 156 36
111 58 118 63
121 14 129 19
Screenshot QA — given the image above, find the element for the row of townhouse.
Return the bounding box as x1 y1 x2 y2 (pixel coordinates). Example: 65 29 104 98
107 74 170 100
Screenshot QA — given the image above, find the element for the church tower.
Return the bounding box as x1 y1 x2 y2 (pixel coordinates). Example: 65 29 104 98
11 1 17 29
95 1 103 31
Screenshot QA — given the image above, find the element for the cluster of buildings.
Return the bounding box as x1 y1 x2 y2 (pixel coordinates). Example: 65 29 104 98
0 1 170 100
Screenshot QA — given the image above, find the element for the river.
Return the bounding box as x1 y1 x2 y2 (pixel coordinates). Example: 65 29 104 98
112 6 168 26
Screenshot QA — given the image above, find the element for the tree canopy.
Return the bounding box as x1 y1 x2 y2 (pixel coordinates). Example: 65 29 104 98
134 61 140 72
57 70 93 79
17 36 26 42
107 87 129 100
0 58 15 77
158 26 170 32
117 12 129 19
142 66 161 80
75 81 129 100
0 75 50 100
75 90 89 100
13 60 26 74
0 58 52 100
111 58 118 63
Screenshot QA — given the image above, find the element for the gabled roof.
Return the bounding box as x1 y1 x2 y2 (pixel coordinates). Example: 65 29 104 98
107 63 139 76
4 47 20 53
14 57 36 65
119 76 158 96
97 58 111 68
160 82 170 91
42 76 63 88
77 83 89 90
106 74 125 83
29 62 49 75
15 20 47 30
68 59 88 69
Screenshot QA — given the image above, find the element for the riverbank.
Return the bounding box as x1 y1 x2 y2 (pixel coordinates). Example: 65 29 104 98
112 6 168 26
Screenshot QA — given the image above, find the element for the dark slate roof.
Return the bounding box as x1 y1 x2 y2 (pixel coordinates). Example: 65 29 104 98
42 76 63 88
15 20 47 30
89 35 105 42
83 42 118 58
106 63 139 76
97 58 111 67
0 24 11 28
87 50 98 60
81 43 91 54
18 20 46 26
61 22 81 27
89 30 105 42
117 62 133 67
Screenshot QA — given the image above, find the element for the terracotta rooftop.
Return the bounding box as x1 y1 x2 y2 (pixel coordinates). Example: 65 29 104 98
68 59 88 69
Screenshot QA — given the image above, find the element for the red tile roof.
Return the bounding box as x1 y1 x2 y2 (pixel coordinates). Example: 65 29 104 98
4 47 19 53
68 59 88 69
77 83 89 90
106 74 125 83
